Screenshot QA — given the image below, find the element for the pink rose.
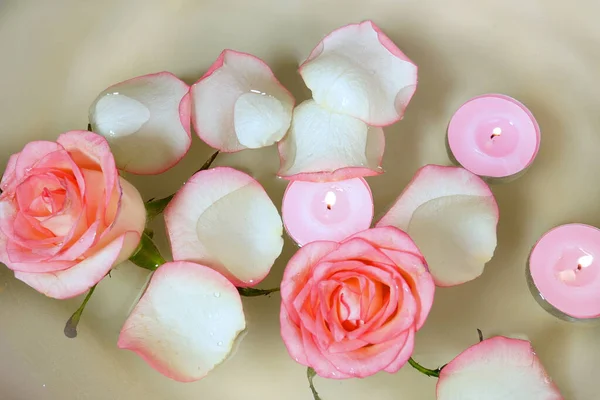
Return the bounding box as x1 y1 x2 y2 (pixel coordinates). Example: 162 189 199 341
0 131 146 299
280 226 435 379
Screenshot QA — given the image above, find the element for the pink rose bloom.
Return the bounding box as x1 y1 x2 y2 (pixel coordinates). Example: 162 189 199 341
280 226 435 379
0 131 146 299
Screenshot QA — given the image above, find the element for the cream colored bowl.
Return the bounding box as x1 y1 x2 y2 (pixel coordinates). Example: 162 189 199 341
1 1 599 399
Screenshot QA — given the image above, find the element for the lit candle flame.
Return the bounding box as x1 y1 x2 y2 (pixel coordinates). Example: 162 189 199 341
491 127 502 139
577 254 593 269
325 191 336 210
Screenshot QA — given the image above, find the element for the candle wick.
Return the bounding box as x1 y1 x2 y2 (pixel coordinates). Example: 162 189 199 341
577 264 582 271
326 205 331 210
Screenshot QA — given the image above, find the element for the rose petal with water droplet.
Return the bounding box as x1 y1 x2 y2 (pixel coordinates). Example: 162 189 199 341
164 167 283 286
437 336 563 400
118 261 246 382
89 72 191 175
192 50 295 152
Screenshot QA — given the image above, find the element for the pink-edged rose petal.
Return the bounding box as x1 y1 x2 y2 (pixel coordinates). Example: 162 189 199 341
437 336 563 400
376 165 499 286
89 72 191 175
192 50 294 152
13 232 138 299
0 153 19 192
277 99 384 182
348 226 434 330
165 167 283 286
299 20 417 127
118 261 246 382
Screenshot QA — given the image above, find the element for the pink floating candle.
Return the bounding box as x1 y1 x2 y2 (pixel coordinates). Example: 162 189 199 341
282 178 373 246
447 94 540 180
527 223 600 321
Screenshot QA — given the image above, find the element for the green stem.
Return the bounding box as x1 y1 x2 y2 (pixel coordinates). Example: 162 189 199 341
145 150 219 222
129 231 166 271
408 357 443 378
237 287 280 297
307 367 323 400
64 285 97 338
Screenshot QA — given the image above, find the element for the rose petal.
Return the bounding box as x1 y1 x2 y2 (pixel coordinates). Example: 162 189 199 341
57 131 116 206
379 249 433 330
277 99 384 182
0 153 19 192
322 328 412 378
13 232 137 299
349 227 435 329
299 20 417 127
407 194 498 286
92 176 146 265
383 327 415 373
15 173 63 215
359 277 416 344
165 167 283 286
301 325 351 380
281 241 340 325
292 279 318 335
13 141 62 184
376 165 498 287
89 72 191 175
118 261 246 382
280 305 309 366
319 237 393 269
437 337 563 400
191 50 294 152
31 150 86 200
377 164 495 229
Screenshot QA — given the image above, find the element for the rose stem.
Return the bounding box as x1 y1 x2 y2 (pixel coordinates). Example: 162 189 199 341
237 287 280 297
307 367 323 400
408 329 485 377
64 285 97 339
145 151 219 222
408 357 443 378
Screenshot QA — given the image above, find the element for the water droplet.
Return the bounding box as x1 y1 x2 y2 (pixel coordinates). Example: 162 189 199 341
214 292 221 298
294 357 299 362
217 341 223 346
349 368 355 375
209 331 214 337
331 372 336 377
208 313 213 319
42 384 46 388
248 279 254 284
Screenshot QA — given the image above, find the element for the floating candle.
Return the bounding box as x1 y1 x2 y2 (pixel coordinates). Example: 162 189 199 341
282 178 373 246
527 223 600 322
447 94 540 181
